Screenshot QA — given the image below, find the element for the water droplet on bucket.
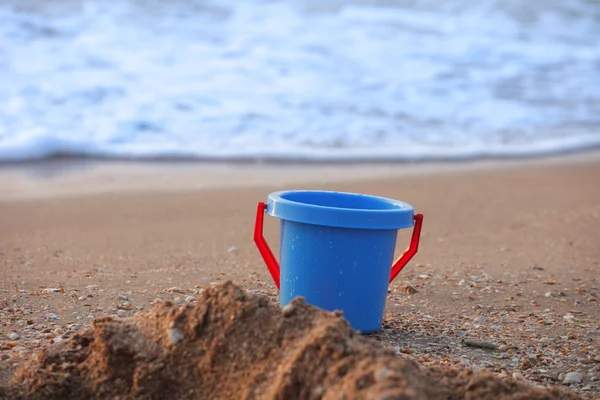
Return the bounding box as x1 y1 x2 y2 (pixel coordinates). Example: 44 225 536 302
339 270 343 275
338 292 343 298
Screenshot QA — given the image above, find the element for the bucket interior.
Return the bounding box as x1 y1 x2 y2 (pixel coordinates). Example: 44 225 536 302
279 191 402 211
268 190 414 230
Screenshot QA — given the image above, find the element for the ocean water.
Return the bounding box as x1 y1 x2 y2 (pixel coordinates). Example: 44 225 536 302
1 0 599 162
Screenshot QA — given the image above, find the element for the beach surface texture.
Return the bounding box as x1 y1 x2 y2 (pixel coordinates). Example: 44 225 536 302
1 153 599 399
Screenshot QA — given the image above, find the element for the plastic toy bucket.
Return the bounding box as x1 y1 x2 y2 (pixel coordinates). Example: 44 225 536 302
254 190 423 333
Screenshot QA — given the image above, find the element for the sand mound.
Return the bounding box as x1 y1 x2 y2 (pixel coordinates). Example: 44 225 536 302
1 282 578 400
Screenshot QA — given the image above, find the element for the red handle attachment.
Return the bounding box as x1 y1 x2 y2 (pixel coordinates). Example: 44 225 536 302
389 214 423 283
254 202 280 289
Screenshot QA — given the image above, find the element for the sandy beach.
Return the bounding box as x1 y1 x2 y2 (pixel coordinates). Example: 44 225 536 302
1 153 599 398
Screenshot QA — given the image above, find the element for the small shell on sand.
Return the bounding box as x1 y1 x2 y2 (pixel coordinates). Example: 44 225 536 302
281 303 295 317
167 328 184 345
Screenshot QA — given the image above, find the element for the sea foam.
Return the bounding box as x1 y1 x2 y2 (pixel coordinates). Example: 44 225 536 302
1 0 599 162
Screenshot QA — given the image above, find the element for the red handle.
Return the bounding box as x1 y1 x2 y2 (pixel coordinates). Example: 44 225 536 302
389 214 423 283
254 202 280 289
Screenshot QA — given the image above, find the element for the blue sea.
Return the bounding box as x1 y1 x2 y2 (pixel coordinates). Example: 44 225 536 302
1 0 599 162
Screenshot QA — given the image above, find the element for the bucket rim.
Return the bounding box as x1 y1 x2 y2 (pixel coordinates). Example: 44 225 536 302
266 190 415 230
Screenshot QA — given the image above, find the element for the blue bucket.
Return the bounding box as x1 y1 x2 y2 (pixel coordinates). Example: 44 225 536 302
254 190 423 334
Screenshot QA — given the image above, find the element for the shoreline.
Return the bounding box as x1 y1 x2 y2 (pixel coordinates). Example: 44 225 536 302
2 144 600 167
1 149 599 201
